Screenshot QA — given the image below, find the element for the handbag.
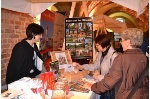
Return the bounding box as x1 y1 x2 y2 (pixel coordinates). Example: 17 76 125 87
126 57 149 99
100 88 115 99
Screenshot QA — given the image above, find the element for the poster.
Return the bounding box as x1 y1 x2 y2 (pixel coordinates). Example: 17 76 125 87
40 9 55 61
55 52 68 69
65 17 93 58
40 9 55 51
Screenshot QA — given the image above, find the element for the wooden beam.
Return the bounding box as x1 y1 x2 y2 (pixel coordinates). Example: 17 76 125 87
26 0 99 3
82 1 88 17
69 2 76 18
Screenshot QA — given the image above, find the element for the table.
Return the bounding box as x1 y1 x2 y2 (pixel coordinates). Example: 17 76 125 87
67 91 93 99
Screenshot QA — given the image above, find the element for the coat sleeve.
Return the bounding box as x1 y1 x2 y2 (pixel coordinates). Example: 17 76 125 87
98 75 104 81
10 44 30 75
6 44 31 84
91 55 123 94
82 52 101 71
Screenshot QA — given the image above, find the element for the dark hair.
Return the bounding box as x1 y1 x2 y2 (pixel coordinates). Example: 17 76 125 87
26 23 44 40
94 34 110 48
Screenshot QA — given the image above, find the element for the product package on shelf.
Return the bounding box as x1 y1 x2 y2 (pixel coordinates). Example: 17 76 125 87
50 60 60 80
40 72 55 95
50 60 59 74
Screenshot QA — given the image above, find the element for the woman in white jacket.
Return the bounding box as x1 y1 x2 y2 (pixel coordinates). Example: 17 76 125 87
73 34 118 81
73 34 118 99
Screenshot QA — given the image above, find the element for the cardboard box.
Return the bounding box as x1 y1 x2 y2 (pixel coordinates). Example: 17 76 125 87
62 70 89 82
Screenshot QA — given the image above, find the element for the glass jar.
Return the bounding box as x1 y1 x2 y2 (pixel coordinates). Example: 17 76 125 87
52 82 66 99
57 78 69 95
54 82 65 91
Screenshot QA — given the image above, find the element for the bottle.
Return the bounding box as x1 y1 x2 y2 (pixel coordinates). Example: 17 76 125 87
51 82 66 99
57 78 69 95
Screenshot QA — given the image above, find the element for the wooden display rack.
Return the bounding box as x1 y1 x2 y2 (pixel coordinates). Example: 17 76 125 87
62 70 89 82
50 50 72 73
50 50 89 82
50 50 72 64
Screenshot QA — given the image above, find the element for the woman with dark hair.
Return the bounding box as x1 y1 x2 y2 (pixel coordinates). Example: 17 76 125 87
73 34 118 99
73 34 118 81
6 23 44 84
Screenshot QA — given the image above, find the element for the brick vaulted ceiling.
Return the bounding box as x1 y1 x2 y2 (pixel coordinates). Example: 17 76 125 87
53 1 149 32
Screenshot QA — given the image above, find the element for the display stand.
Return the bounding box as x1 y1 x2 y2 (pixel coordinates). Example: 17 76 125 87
50 50 72 73
65 17 93 65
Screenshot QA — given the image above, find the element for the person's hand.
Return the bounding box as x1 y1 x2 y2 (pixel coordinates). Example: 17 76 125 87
72 62 80 67
83 83 92 90
72 62 83 70
92 70 99 80
93 73 99 80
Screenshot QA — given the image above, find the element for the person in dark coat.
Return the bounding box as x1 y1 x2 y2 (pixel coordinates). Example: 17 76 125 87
140 29 149 55
84 28 148 99
6 23 44 84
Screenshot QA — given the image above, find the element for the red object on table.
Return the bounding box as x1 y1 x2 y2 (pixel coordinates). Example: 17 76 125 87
40 72 55 93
